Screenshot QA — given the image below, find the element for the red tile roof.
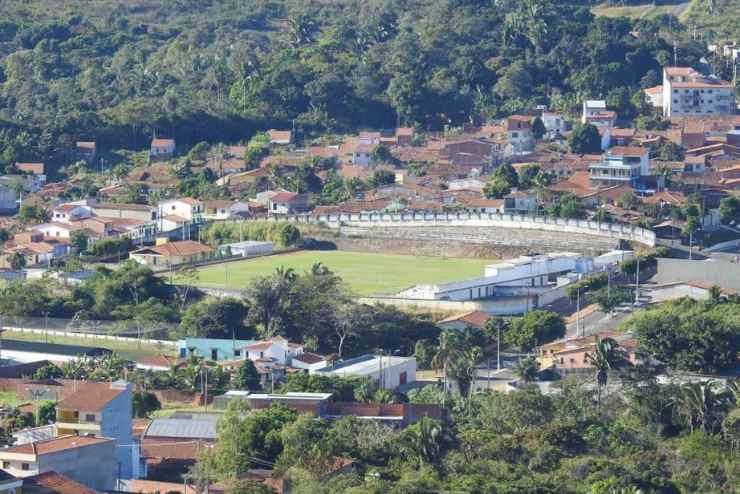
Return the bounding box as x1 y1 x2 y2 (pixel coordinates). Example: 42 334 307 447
134 240 214 257
270 191 299 203
57 384 125 411
16 162 45 175
293 352 326 364
608 146 648 157
141 439 213 460
2 435 113 456
438 310 492 328
151 138 175 147
123 480 197 494
23 471 100 494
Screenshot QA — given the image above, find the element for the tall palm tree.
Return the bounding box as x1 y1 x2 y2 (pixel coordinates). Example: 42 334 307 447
431 331 459 394
673 380 729 434
585 337 626 414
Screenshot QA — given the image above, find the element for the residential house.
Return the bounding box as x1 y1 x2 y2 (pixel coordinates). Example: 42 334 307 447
589 146 650 187
139 414 216 479
22 472 100 494
206 146 248 176
505 116 534 156
177 337 257 361
0 435 115 491
267 191 309 216
662 67 735 118
608 128 636 148
1 231 70 268
150 138 176 160
582 100 616 128
396 127 414 146
541 111 569 138
32 223 80 240
242 336 304 366
76 141 97 162
348 143 376 165
15 163 45 177
158 198 203 222
457 197 505 214
202 200 250 220
643 85 663 109
130 240 214 267
313 355 416 389
437 311 492 331
538 332 640 373
357 131 382 145
503 190 537 214
267 129 292 146
55 380 138 479
50 203 91 223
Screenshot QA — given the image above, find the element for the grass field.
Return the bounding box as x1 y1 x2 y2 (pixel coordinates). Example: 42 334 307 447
3 331 176 361
188 251 494 296
591 1 690 19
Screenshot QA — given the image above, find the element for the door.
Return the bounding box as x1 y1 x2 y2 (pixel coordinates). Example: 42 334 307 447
211 349 218 361
399 371 407 385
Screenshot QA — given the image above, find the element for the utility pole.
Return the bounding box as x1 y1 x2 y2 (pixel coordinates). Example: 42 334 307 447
43 311 49 344
576 287 581 337
496 324 501 371
634 256 640 305
689 229 693 260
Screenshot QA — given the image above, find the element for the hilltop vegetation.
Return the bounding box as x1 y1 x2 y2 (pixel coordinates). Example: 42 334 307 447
0 0 710 174
679 0 740 39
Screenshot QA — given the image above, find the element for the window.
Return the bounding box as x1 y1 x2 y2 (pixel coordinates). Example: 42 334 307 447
2 462 8 469
259 351 264 358
85 414 96 422
234 349 241 357
511 132 518 138
211 349 218 360
21 463 29 471
674 100 678 104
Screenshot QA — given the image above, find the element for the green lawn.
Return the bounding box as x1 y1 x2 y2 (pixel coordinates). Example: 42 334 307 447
188 251 494 296
591 1 689 19
2 331 176 361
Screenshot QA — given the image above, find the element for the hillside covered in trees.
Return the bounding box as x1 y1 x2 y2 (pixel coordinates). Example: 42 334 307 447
0 0 719 173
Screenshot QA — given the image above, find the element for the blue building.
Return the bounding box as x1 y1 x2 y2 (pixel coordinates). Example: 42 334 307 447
177 337 256 361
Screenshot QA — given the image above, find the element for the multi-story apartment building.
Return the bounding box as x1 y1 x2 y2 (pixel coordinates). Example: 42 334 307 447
589 146 650 187
662 67 735 118
55 380 139 480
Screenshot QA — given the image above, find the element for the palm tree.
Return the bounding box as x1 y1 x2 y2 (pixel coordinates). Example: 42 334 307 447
402 417 444 465
673 380 729 434
353 380 377 403
585 337 626 414
512 356 539 384
431 331 459 394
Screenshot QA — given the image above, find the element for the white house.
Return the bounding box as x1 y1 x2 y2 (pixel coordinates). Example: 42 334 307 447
158 198 203 221
33 222 80 239
541 111 570 138
349 143 375 165
505 115 534 156
589 146 650 187
582 100 606 122
643 85 664 109
242 336 304 366
203 200 250 220
291 352 329 372
267 191 308 216
312 355 416 389
51 203 91 223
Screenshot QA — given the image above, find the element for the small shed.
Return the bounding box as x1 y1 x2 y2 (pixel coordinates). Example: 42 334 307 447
220 241 273 257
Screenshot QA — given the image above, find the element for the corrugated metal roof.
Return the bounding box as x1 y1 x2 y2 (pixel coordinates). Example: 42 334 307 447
144 417 218 440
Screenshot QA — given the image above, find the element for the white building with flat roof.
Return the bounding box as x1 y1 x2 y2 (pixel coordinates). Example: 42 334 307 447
662 67 735 118
397 252 594 301
312 355 416 389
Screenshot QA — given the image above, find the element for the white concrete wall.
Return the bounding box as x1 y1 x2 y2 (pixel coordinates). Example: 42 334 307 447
276 212 656 247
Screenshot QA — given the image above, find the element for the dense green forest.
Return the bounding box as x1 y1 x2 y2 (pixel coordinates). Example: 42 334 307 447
0 0 717 173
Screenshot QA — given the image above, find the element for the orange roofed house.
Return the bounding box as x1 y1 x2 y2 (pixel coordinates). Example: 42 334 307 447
130 240 214 267
0 435 115 491
150 138 176 160
54 380 138 480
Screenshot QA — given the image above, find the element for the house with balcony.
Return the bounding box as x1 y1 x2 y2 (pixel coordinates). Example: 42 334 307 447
662 67 735 118
0 435 115 491
589 146 650 187
55 380 138 480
